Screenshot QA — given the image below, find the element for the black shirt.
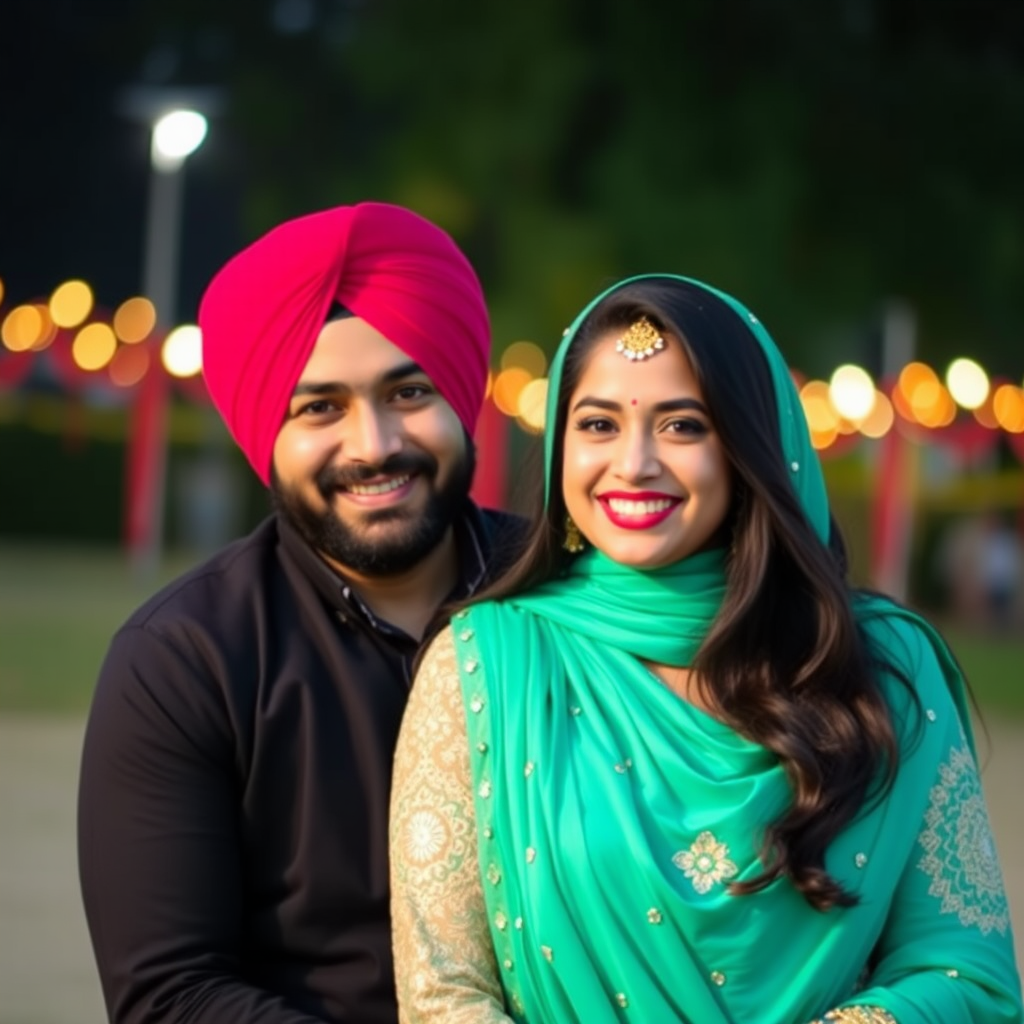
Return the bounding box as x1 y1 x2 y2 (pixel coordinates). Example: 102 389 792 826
77 505 524 1023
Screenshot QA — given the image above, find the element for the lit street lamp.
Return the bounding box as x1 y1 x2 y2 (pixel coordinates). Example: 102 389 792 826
119 86 220 578
142 109 208 321
132 107 208 578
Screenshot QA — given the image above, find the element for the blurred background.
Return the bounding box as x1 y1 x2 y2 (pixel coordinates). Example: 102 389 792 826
1 1 1023 1020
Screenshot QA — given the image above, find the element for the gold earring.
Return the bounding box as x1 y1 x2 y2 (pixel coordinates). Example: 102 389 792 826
563 515 585 553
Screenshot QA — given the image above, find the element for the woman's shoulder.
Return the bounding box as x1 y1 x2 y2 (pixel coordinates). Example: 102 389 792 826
412 624 460 696
854 592 970 744
854 592 948 670
448 597 524 638
856 596 938 672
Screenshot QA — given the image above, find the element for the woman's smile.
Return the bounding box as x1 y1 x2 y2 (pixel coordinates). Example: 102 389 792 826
597 490 682 529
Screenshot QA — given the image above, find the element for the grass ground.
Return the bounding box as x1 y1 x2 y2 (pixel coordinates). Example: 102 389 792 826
1 540 1022 717
0 543 197 714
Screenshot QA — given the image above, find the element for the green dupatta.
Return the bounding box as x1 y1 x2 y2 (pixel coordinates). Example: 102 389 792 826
451 275 1008 1023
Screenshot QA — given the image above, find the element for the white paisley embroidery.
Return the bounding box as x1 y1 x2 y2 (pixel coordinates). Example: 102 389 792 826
672 830 738 894
916 741 1010 935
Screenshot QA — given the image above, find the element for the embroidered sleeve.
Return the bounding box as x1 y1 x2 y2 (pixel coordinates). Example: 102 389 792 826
829 703 1023 1024
808 1009 898 1023
390 627 513 1024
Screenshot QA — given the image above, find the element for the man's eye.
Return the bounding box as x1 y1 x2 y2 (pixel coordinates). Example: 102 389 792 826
394 384 431 401
298 399 337 416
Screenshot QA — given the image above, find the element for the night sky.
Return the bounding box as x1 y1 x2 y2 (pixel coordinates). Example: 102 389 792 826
4 1 1024 369
1 0 243 326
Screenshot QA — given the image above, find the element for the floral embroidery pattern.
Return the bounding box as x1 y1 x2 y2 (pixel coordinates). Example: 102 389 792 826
405 810 448 863
917 742 1010 936
390 628 509 1021
672 830 738 893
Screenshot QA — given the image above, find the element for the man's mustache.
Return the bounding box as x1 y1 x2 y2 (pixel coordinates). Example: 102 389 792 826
315 453 437 493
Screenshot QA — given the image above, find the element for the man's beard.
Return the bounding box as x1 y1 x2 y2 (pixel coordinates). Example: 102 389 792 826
271 447 476 577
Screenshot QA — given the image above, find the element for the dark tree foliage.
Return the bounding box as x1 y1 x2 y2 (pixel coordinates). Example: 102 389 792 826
5 0 1024 375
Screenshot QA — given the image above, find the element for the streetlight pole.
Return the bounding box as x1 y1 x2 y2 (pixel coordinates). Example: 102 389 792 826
134 110 207 580
119 89 216 580
142 110 208 340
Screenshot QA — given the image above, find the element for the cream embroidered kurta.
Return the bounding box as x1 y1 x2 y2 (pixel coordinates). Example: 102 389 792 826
390 628 508 1023
390 624 1023 1024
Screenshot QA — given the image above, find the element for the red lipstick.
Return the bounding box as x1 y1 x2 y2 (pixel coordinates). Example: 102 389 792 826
596 491 682 530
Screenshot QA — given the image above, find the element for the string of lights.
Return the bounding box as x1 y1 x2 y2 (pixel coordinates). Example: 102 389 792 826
3 275 1024 447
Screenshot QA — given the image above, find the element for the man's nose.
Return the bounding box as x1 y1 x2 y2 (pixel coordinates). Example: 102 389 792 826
344 404 403 464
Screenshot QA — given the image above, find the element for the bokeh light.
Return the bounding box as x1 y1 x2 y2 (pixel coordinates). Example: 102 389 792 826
501 340 547 378
72 323 117 371
946 357 989 410
800 380 838 431
973 388 1000 428
829 364 876 422
809 426 839 450
910 388 938 426
516 377 548 433
4 268 1024 449
890 381 915 423
858 391 895 439
799 380 839 450
108 344 151 387
29 304 58 351
896 361 956 426
492 367 532 416
49 279 94 328
113 297 157 344
993 384 1024 433
162 325 203 377
2 305 46 352
896 362 937 423
914 381 957 427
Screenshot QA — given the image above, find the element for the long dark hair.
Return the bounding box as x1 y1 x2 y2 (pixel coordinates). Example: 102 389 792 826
467 276 918 911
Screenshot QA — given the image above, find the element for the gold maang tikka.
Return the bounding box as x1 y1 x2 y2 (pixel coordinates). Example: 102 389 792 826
615 316 665 361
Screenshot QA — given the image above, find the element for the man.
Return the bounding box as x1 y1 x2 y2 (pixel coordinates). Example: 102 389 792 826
77 202 524 1023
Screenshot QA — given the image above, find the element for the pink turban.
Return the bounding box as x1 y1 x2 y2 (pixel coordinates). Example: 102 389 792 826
198 202 490 484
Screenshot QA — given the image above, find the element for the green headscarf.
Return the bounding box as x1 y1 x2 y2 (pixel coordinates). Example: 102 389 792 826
450 275 1000 1024
534 271 970 723
542 273 830 546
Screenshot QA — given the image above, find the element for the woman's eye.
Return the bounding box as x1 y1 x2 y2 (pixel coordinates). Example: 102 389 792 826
576 416 616 433
666 417 708 437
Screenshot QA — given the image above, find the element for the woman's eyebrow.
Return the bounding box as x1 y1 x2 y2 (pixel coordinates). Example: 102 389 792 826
570 395 709 415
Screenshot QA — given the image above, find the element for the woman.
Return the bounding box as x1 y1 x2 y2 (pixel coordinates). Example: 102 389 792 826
389 274 1023 1024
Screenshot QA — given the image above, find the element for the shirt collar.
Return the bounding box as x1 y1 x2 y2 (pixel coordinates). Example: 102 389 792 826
276 502 491 633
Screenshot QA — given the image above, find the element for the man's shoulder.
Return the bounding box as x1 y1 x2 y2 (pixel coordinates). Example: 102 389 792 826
93 519 288 718
469 504 530 581
473 504 529 550
121 517 282 635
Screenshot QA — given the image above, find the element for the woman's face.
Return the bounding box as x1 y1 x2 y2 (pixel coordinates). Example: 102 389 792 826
561 325 732 569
